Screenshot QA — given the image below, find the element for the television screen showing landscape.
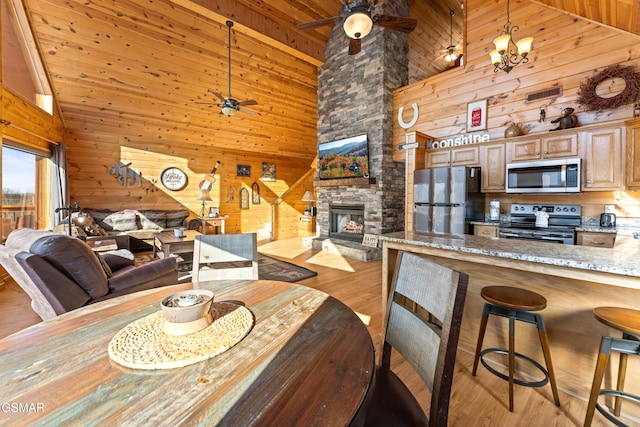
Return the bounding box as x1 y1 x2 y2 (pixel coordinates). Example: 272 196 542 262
318 134 369 180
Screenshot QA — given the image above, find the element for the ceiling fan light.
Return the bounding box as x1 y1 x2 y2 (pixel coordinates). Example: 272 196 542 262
444 48 458 63
343 12 373 39
222 106 237 117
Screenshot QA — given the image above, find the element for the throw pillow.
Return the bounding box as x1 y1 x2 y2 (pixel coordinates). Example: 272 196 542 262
104 211 138 231
166 210 189 228
139 211 167 230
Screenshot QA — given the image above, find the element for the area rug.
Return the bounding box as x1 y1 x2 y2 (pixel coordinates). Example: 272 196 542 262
135 252 317 283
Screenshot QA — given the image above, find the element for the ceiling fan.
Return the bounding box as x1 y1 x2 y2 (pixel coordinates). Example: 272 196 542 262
202 21 257 117
298 0 417 55
437 10 462 64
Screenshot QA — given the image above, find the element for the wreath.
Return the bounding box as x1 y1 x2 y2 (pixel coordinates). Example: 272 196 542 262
577 64 640 111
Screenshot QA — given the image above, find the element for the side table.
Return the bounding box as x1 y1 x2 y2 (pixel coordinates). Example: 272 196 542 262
298 215 316 237
200 217 225 235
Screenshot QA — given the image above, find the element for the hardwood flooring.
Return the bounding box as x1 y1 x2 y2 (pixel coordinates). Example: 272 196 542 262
0 238 631 426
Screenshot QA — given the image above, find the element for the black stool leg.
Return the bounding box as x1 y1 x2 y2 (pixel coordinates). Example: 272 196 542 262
508 312 516 412
472 303 491 376
584 337 612 427
535 314 560 407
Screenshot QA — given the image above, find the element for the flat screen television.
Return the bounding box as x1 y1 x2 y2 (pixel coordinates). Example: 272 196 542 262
318 134 369 180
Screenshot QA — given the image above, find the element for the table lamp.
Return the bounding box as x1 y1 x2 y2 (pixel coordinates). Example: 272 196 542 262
302 191 315 216
197 189 212 217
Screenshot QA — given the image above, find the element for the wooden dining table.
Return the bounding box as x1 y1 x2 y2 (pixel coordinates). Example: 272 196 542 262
0 280 374 426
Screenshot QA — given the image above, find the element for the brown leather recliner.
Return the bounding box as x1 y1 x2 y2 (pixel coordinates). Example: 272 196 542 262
1 228 178 318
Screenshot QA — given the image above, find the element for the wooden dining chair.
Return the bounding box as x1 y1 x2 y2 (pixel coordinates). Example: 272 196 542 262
191 233 258 282
353 251 469 427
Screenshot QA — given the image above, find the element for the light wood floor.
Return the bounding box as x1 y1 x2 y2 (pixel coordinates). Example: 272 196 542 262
0 238 630 426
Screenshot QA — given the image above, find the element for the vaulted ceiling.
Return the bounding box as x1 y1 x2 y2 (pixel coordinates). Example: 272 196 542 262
18 0 640 161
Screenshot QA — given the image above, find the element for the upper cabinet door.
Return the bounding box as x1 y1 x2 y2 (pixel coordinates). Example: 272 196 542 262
507 139 541 162
541 134 578 158
582 127 623 191
481 144 506 192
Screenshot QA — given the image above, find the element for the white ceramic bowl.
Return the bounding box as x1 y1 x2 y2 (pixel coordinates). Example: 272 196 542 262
161 289 214 335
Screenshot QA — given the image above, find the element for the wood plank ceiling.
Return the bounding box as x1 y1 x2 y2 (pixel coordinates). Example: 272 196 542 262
18 0 640 162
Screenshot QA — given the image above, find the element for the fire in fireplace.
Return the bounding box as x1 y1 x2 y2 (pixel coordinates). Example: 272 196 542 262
329 204 365 243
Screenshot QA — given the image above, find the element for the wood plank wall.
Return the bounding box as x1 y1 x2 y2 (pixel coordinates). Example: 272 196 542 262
397 0 640 219
65 131 316 239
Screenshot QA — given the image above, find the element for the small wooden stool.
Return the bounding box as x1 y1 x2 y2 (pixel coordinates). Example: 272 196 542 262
472 286 561 412
584 307 640 427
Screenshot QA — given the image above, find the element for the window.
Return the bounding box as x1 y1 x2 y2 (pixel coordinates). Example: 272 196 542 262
1 144 45 241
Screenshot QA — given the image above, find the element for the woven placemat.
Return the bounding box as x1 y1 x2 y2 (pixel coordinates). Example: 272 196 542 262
108 302 253 370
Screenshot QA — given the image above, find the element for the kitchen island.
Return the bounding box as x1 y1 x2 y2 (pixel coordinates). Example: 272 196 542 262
379 231 640 411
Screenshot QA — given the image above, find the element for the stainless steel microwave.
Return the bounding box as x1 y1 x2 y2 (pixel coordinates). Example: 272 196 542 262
506 158 581 193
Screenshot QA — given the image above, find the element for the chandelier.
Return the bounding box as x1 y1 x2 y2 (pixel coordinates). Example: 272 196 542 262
489 0 533 73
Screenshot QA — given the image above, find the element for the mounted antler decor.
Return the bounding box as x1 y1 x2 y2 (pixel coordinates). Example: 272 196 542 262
577 65 640 111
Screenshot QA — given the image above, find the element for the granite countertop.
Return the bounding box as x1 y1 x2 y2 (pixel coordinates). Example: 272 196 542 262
379 231 640 279
575 226 618 234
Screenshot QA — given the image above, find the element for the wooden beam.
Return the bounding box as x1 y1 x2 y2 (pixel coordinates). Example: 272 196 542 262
172 0 325 66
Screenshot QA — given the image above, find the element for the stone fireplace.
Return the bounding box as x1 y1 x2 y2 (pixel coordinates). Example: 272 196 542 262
329 204 365 243
311 0 410 261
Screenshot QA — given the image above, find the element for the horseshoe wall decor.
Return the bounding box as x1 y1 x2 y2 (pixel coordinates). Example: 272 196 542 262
397 103 419 129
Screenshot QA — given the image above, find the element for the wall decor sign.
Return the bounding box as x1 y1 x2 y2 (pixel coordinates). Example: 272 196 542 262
466 99 487 132
430 132 491 149
237 164 251 177
160 167 188 191
261 162 276 182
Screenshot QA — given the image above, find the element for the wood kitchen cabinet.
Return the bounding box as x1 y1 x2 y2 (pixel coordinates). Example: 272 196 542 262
481 143 505 192
625 117 640 189
474 225 499 238
506 134 578 162
576 231 616 248
581 126 623 190
426 146 480 168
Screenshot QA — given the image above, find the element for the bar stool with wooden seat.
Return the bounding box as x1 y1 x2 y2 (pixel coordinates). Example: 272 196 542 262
472 285 561 412
584 307 640 427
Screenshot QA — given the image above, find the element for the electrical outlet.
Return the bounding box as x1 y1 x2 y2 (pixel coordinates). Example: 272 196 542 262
604 205 615 213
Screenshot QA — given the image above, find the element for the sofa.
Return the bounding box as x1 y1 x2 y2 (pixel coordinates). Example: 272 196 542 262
0 228 179 320
63 208 195 252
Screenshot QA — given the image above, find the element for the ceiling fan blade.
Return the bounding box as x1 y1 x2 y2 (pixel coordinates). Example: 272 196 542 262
208 89 226 101
348 38 361 55
237 99 258 106
238 108 257 115
298 16 341 31
373 15 417 33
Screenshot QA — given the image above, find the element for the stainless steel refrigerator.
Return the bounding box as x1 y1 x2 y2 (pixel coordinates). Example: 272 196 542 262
413 166 483 235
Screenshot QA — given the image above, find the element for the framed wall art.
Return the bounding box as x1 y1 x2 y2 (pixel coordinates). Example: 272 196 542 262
237 164 251 177
261 162 276 182
251 182 260 204
466 99 487 132
239 187 249 209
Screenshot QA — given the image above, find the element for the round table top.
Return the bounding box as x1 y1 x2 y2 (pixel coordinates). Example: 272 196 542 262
0 279 374 426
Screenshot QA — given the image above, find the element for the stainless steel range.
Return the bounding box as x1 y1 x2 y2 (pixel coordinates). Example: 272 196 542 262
499 204 581 244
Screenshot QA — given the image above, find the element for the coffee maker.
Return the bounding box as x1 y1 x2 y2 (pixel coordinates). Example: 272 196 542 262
600 212 616 228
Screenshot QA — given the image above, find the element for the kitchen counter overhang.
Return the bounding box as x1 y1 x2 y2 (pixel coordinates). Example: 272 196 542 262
379 231 640 290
